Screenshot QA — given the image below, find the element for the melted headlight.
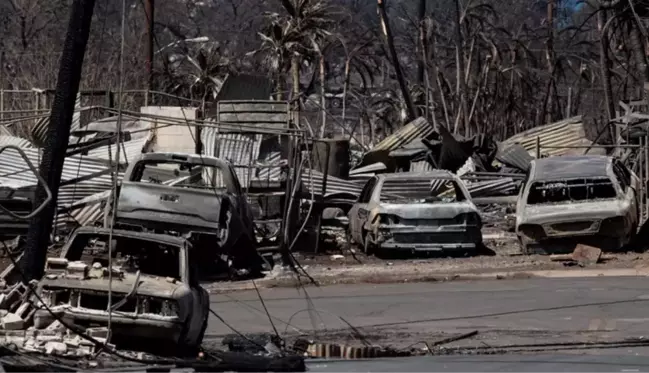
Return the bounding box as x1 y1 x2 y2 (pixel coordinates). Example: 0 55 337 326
149 298 179 316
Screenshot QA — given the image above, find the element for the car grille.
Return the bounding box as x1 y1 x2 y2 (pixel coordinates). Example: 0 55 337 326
393 233 467 244
544 221 599 236
79 291 137 312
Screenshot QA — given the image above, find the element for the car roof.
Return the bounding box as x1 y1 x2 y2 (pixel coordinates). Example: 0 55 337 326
71 227 187 247
531 155 612 181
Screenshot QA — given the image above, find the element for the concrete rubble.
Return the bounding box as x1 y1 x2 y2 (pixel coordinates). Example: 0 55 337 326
0 279 121 357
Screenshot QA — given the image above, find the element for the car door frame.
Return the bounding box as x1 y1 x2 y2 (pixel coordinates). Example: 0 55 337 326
613 159 638 229
184 242 209 345
349 177 378 243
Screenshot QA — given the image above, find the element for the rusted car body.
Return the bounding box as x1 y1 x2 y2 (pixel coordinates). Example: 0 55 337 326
515 155 640 254
114 152 260 274
36 227 209 352
347 171 482 254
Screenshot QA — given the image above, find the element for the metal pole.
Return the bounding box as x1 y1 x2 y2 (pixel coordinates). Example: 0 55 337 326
535 136 541 158
314 141 330 254
0 89 4 121
21 0 96 282
642 136 649 221
144 0 155 93
640 137 645 221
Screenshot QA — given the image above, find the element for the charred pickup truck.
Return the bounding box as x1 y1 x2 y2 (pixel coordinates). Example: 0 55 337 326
36 227 209 353
515 155 640 254
113 152 261 275
347 171 482 255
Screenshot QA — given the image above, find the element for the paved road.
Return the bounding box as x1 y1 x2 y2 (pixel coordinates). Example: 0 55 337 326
206 277 649 352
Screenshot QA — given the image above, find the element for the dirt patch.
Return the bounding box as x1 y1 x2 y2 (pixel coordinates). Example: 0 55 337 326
205 249 649 293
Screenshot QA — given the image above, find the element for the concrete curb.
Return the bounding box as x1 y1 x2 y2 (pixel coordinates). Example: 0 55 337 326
206 267 649 293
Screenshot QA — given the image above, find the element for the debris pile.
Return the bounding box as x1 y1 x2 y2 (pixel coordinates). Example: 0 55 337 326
0 280 113 358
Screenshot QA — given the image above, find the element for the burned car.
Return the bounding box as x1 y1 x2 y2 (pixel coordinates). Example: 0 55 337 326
36 227 209 353
515 155 640 254
114 152 261 275
347 171 482 254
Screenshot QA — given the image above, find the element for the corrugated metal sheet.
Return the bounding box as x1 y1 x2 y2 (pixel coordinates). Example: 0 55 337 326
349 162 387 176
0 139 141 210
409 160 435 173
0 136 33 148
301 168 363 198
0 126 12 136
256 152 284 181
501 116 593 157
201 128 262 187
370 117 432 153
496 143 533 171
85 137 149 165
31 93 83 147
465 178 517 198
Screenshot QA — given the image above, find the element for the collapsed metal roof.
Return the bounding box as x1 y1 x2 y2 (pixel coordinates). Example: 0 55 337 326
501 116 602 157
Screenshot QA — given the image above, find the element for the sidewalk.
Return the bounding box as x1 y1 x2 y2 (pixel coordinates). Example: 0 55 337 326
205 251 649 293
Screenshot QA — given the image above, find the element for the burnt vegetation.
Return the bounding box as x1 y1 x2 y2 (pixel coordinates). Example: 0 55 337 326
1 0 648 139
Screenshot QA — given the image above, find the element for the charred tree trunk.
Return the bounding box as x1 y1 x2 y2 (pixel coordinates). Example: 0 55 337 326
417 0 426 85
377 0 417 122
544 0 557 124
628 22 649 103
144 0 155 92
453 0 469 135
319 54 326 138
21 0 96 281
598 8 616 120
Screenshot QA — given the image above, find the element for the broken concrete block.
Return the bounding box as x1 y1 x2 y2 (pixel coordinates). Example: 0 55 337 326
86 327 108 339
572 244 602 266
2 313 24 330
45 320 65 332
33 309 63 330
15 302 31 319
66 261 88 279
35 333 63 344
45 341 67 355
1 283 27 311
2 330 26 346
45 258 68 274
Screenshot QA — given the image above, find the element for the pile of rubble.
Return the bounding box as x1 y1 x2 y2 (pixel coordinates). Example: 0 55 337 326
0 280 114 358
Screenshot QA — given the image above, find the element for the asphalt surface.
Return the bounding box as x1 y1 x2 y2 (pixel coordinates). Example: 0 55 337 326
307 354 649 372
206 277 649 354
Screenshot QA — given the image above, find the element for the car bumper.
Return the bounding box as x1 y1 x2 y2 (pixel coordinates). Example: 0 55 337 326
375 226 482 252
60 308 184 341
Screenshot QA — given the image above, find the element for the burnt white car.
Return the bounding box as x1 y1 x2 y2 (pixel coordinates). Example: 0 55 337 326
36 227 209 353
347 171 482 254
515 155 640 254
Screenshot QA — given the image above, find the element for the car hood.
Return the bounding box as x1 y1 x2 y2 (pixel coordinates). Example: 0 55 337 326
377 201 478 220
39 272 189 299
519 199 629 226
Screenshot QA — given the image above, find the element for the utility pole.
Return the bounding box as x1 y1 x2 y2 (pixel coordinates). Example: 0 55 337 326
21 0 96 281
145 0 155 93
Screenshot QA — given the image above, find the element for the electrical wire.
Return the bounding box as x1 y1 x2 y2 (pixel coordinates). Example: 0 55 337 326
136 0 288 352
104 0 127 350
